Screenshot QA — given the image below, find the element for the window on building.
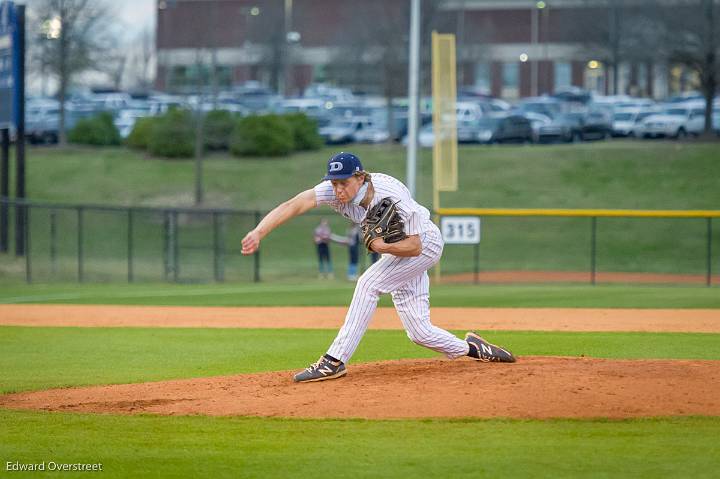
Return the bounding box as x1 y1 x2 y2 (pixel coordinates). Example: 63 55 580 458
502 62 519 99
554 62 571 92
474 62 491 95
313 64 327 84
168 64 232 94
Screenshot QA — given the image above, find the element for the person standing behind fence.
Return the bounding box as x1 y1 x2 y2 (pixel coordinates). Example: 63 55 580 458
314 218 334 279
331 224 361 281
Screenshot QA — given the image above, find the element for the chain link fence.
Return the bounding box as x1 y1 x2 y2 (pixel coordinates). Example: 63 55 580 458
1 198 718 286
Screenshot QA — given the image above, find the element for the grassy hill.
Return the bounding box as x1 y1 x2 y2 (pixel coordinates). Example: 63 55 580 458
8 141 720 209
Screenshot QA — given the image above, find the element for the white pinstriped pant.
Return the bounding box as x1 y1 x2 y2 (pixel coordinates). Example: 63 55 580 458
327 223 470 364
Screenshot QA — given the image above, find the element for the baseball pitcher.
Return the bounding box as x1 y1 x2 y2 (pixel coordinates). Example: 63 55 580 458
241 152 515 383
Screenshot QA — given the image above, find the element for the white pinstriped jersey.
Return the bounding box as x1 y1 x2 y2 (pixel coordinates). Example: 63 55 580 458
312 171 470 364
313 173 432 235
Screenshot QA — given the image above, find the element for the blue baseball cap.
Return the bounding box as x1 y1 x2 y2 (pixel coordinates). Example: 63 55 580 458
322 152 363 180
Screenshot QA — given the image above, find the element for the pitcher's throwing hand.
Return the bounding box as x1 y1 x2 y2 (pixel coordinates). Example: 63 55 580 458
241 230 261 255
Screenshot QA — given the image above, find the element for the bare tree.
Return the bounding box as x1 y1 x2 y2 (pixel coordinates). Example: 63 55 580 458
562 1 662 95
105 52 127 91
326 1 447 138
654 0 718 135
126 27 155 91
235 0 285 93
28 0 117 144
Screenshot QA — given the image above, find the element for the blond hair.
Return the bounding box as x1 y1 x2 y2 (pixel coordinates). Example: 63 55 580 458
353 170 372 183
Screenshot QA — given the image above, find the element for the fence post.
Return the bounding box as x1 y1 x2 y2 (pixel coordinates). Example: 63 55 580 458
50 209 57 276
163 211 170 281
127 208 134 283
473 242 480 284
172 210 179 283
590 216 597 285
0 129 8 253
254 210 261 283
707 217 713 287
25 205 31 284
213 212 225 282
77 206 84 282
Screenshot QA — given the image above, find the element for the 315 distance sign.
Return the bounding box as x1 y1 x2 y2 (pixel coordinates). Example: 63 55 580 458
440 216 481 244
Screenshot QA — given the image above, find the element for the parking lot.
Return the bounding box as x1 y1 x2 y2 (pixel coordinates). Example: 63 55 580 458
22 83 720 148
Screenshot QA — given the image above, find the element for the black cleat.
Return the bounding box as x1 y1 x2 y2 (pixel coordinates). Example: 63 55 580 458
294 356 347 383
465 332 516 363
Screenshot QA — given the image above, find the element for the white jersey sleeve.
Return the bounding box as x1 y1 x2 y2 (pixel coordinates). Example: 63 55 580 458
313 181 340 208
371 173 429 236
396 200 422 236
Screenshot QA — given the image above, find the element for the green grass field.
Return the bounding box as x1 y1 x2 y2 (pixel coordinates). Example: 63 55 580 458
1 411 718 479
0 282 719 308
1 320 720 477
1 143 719 477
1 282 720 477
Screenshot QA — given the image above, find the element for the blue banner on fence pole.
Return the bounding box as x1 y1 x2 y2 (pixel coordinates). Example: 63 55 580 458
0 1 20 130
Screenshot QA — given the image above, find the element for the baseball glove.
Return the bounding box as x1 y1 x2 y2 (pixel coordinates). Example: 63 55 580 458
361 197 407 251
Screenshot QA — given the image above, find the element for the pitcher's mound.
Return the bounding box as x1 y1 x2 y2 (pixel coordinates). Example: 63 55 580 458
2 357 719 419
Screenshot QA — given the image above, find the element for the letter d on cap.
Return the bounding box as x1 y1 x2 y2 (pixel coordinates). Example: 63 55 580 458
328 161 343 172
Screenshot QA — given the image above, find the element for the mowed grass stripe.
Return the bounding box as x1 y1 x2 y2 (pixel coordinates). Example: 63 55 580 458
1 410 719 479
0 282 718 308
1 327 719 394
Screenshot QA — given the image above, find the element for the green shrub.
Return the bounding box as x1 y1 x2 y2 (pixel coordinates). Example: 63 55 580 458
204 110 236 151
230 114 294 157
126 117 157 150
148 109 195 158
283 113 322 151
67 112 121 146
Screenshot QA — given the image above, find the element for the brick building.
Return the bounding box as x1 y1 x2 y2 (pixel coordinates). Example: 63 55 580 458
156 0 698 99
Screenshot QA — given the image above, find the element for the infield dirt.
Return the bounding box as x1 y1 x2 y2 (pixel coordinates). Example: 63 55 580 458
1 305 719 419
1 357 719 419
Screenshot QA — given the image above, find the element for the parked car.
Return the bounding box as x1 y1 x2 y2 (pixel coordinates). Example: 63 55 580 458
455 101 485 122
537 111 612 143
328 101 377 120
615 98 657 110
279 98 327 116
457 96 512 116
353 126 390 143
354 109 411 143
25 99 60 144
552 87 592 105
457 118 481 143
515 97 564 119
522 112 552 142
580 111 613 140
87 92 132 113
536 113 578 143
611 108 658 137
229 81 281 113
666 91 703 103
636 104 705 138
147 95 186 116
319 117 373 144
475 115 534 144
481 98 512 113
303 83 355 103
